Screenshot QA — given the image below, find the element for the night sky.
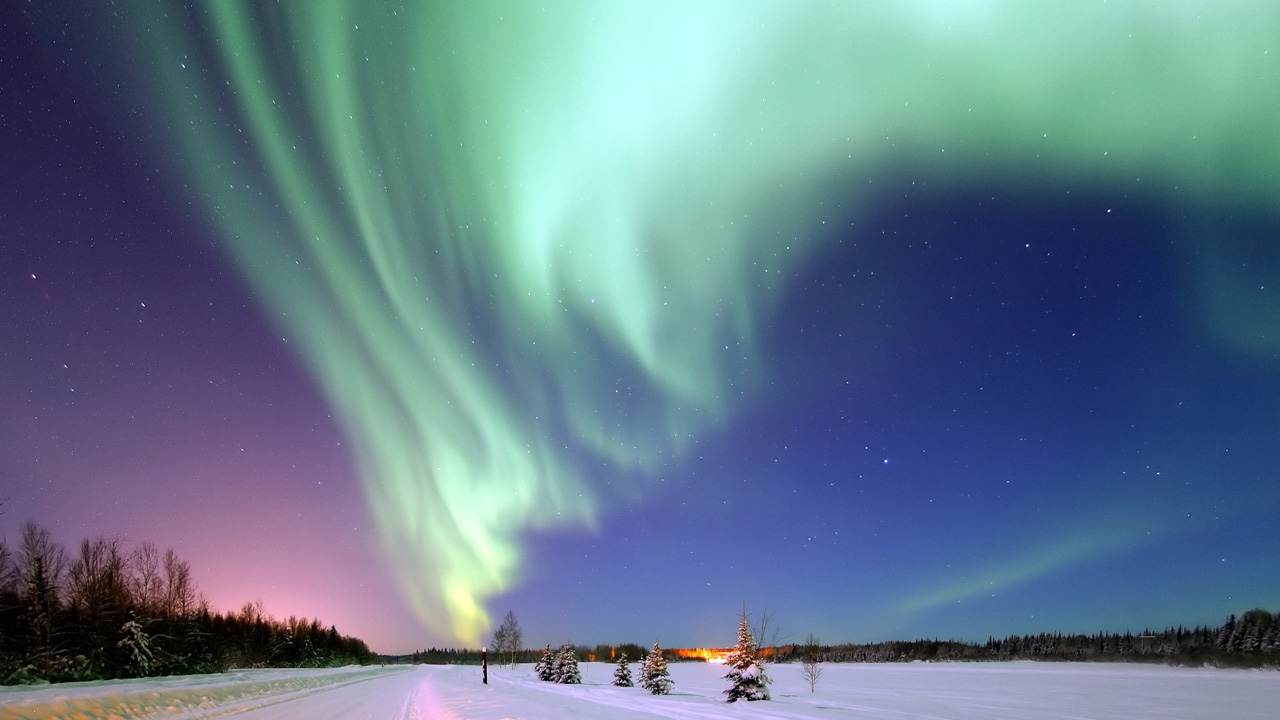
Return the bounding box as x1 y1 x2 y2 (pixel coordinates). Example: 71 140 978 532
3 2 1278 655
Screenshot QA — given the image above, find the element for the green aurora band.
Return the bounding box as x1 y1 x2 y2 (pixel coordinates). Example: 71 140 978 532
114 1 1277 642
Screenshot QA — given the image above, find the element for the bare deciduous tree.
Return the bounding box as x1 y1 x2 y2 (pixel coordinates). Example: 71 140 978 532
163 548 197 618
68 537 129 616
490 610 522 668
800 633 824 692
0 538 16 597
128 542 164 615
751 606 786 663
239 597 266 625
68 537 131 669
0 538 18 636
20 522 67 670
19 522 67 601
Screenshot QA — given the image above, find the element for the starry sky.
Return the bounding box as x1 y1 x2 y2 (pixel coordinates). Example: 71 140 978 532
3 1 1278 655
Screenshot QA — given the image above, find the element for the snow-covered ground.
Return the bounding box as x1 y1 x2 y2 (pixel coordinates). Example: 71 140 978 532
2 660 1277 719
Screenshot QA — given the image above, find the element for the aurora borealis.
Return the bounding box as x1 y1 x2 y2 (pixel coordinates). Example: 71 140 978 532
3 1 1279 653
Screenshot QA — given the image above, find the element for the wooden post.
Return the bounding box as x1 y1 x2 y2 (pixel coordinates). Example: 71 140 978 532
482 646 488 684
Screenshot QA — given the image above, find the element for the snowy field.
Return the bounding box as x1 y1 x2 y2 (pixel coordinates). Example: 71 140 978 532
2 660 1277 719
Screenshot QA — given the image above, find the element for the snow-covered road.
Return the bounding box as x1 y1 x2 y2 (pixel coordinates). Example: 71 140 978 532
2 661 1277 719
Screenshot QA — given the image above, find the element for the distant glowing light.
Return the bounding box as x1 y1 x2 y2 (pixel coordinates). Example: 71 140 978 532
675 648 727 663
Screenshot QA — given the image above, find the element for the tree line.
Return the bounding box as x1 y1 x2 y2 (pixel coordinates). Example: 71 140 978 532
0 522 372 684
771 609 1280 668
402 611 1280 671
396 642 665 666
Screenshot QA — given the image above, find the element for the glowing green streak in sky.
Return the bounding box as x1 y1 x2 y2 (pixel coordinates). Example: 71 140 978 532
122 1 1279 641
896 522 1152 617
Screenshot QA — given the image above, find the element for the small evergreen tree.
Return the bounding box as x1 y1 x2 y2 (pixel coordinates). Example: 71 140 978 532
1218 614 1237 649
534 644 555 681
639 642 672 695
612 651 633 687
117 617 154 678
723 609 770 702
553 644 580 684
271 628 298 666
300 636 319 668
178 615 220 674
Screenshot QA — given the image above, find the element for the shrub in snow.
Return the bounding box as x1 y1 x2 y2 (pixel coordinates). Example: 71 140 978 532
723 610 770 701
553 644 581 684
612 652 633 687
639 642 673 695
535 645 555 681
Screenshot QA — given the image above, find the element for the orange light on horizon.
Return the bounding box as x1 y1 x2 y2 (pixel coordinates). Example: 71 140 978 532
674 647 727 663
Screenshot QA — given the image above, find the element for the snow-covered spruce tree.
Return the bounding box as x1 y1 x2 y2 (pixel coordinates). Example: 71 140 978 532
612 651 633 687
639 642 672 695
535 644 555 681
723 609 771 702
550 644 567 682
117 617 154 678
553 644 581 684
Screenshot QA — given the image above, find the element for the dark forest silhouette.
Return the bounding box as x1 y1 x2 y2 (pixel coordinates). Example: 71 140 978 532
768 609 1280 668
0 522 371 684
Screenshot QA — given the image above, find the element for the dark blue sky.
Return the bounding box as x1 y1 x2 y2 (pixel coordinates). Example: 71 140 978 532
3 3 1278 654
500 181 1280 648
